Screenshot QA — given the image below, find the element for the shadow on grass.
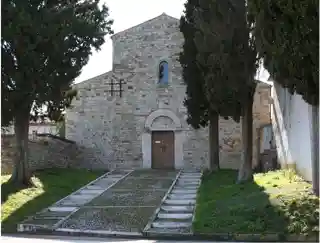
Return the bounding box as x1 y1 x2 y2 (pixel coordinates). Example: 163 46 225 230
1 182 28 204
193 169 319 238
1 168 105 233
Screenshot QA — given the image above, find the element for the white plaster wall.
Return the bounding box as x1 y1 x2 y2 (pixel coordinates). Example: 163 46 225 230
271 83 314 181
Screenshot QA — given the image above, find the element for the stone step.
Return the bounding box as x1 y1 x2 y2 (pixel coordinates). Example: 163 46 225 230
49 207 77 212
180 175 201 177
20 218 61 228
181 171 201 173
174 186 198 190
145 227 192 235
179 177 199 180
152 220 192 229
69 194 94 200
161 205 194 212
180 174 201 177
105 175 124 178
58 202 82 206
179 174 201 178
178 179 201 183
164 199 196 205
176 184 200 188
77 189 104 195
179 179 201 181
96 177 117 182
177 181 200 185
175 183 199 187
100 177 122 181
91 181 114 186
58 199 90 206
177 180 201 186
85 185 104 190
171 189 197 194
64 196 91 202
37 210 70 217
33 215 64 220
179 177 200 180
157 213 192 220
169 194 196 200
178 177 201 182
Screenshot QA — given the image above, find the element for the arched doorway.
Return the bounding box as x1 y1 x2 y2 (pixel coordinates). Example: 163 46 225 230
142 109 184 169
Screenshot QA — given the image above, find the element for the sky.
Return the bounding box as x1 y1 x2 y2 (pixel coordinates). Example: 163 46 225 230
74 0 270 84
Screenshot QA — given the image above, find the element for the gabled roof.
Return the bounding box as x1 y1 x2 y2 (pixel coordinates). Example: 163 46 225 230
111 13 179 39
73 70 113 88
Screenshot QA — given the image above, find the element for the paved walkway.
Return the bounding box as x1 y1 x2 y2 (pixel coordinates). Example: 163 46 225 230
18 170 179 235
2 235 227 243
56 170 178 235
18 169 203 238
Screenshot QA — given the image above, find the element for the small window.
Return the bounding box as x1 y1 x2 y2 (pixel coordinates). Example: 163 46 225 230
158 61 169 84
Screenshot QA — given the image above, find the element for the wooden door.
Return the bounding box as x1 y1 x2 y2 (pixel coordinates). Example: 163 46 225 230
152 131 174 169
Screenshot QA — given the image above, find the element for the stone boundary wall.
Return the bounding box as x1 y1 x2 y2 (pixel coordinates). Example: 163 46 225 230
1 134 103 175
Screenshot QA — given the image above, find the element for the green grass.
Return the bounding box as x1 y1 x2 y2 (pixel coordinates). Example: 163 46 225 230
1 168 104 233
194 169 319 236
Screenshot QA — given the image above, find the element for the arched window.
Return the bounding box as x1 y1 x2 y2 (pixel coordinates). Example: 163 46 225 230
158 61 169 84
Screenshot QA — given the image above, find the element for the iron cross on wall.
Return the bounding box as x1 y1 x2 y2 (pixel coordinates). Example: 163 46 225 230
105 77 125 97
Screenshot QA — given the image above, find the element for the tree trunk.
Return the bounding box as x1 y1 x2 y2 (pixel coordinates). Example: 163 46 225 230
209 112 220 171
311 105 319 196
9 107 33 186
237 94 254 183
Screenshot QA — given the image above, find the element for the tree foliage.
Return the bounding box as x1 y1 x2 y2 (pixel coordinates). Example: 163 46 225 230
2 0 113 184
180 0 209 129
247 0 319 105
180 0 221 171
181 0 258 180
193 0 257 120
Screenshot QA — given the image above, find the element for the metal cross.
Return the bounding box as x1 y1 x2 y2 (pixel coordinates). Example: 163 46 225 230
105 78 125 97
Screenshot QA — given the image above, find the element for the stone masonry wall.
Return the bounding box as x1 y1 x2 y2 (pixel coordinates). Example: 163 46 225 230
1 135 106 175
66 14 271 170
219 83 272 169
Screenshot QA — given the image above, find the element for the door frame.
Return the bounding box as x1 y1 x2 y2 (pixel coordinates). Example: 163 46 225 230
151 130 175 169
142 109 184 169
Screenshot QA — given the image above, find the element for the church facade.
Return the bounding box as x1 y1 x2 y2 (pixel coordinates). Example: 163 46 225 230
65 13 271 170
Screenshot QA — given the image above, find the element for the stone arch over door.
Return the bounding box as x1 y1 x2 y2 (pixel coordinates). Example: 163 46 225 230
142 109 184 169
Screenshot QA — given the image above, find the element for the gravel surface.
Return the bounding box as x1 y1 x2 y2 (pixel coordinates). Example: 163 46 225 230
111 178 174 191
129 170 177 178
108 170 130 176
87 190 166 207
29 170 181 234
59 207 156 232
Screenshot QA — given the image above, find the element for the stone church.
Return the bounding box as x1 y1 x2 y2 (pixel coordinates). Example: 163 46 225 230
66 13 271 171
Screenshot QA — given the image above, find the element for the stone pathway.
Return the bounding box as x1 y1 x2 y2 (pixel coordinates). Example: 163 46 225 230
18 170 132 232
53 170 178 235
143 171 202 236
17 169 202 238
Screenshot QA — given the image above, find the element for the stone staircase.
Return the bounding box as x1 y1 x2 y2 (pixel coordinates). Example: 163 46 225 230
144 171 202 235
18 170 132 232
52 170 130 208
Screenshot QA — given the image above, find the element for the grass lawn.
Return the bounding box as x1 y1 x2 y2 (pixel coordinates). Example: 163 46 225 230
1 168 104 233
194 169 319 236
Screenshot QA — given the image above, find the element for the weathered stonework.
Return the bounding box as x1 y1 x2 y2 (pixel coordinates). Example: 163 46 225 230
1 135 105 175
66 13 271 170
